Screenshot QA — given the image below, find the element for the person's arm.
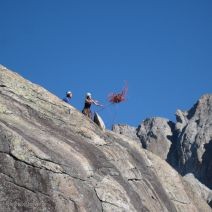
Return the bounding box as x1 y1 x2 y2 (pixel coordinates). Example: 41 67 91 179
92 99 103 107
86 97 103 106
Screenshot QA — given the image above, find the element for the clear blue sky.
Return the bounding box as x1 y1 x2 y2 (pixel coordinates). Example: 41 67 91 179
1 0 212 128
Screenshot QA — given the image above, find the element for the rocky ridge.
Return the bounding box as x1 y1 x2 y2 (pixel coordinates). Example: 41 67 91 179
0 65 211 211
113 95 212 207
114 94 212 191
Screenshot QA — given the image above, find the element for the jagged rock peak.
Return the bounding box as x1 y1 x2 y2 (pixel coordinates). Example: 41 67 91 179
137 117 174 160
174 94 212 189
0 66 211 211
175 94 212 129
187 94 212 119
112 94 212 203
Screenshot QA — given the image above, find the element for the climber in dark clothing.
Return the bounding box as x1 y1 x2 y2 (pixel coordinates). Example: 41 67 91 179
82 92 103 119
63 91 73 104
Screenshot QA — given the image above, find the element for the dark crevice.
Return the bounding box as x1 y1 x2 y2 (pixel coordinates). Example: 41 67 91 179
0 84 7 87
128 178 142 182
94 188 120 211
208 200 212 208
166 121 188 175
167 121 176 133
201 140 212 189
93 188 104 212
170 198 189 205
135 125 141 139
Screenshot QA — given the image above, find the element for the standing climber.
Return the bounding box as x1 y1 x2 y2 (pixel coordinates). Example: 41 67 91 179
63 91 73 104
82 92 103 119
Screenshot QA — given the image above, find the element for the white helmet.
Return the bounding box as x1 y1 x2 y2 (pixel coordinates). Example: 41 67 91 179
67 91 72 95
86 92 91 97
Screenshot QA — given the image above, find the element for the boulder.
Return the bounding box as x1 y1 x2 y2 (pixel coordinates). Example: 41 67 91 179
94 112 106 131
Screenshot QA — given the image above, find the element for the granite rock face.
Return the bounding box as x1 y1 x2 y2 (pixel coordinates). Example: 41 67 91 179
113 94 212 193
113 118 174 161
174 95 212 189
0 65 211 212
136 117 173 160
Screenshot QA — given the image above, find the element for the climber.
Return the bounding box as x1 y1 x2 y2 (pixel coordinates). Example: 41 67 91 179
63 91 73 104
82 92 103 119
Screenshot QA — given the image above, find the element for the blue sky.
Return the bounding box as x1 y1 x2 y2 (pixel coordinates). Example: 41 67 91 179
1 0 212 128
